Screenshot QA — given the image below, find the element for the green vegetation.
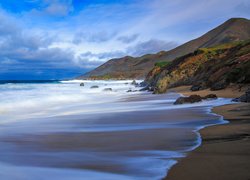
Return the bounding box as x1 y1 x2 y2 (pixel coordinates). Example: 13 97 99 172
198 40 249 56
102 74 112 79
154 61 171 68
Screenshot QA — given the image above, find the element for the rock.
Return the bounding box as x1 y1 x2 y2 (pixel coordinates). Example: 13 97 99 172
103 88 112 91
139 86 149 91
203 94 218 100
127 89 137 92
232 88 250 102
131 80 139 86
131 80 136 85
190 84 201 91
210 80 229 91
174 95 202 105
80 83 84 86
139 81 148 87
90 85 99 89
190 82 207 91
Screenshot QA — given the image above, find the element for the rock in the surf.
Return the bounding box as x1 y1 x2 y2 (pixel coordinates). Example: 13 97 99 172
174 95 202 105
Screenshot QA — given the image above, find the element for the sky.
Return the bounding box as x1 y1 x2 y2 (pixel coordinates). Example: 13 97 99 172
0 0 249 80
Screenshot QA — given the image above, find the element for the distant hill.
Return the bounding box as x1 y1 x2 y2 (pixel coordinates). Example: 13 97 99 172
78 18 250 79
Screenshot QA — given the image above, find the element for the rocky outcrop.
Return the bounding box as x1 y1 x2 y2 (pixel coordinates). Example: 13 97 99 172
174 94 218 105
78 18 250 80
203 94 218 100
80 83 84 86
232 89 250 102
174 95 202 105
145 40 250 94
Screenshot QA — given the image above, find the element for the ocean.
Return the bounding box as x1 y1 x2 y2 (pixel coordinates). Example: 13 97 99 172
0 80 232 179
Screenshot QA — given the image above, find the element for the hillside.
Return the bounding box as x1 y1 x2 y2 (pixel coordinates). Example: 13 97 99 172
78 18 250 79
145 40 250 93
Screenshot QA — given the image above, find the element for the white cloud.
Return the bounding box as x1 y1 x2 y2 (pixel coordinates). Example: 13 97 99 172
0 0 250 75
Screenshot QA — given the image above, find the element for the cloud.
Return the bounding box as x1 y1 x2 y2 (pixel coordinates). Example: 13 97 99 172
75 50 127 68
25 0 74 17
117 34 139 43
44 1 73 16
73 31 117 44
127 39 178 56
0 9 80 79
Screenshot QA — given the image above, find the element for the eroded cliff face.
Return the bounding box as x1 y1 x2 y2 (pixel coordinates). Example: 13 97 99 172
145 40 250 93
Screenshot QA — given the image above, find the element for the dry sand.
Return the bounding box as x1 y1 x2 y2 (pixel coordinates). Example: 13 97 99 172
165 85 250 180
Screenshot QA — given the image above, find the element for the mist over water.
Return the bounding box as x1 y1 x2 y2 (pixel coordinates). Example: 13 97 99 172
0 80 232 179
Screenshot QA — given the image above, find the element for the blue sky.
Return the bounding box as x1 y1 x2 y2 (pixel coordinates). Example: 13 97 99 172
0 0 249 80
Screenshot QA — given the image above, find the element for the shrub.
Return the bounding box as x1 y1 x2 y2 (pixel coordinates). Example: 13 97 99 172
154 61 171 68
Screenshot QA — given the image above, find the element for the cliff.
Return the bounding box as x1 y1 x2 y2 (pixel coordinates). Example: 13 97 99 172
145 40 250 93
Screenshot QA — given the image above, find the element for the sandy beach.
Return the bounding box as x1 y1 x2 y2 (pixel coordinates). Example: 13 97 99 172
165 85 250 180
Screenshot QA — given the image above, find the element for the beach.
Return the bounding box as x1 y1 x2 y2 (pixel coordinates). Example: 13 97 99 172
165 85 250 180
0 80 234 180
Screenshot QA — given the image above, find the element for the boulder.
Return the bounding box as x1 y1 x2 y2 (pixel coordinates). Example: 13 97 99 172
232 88 250 102
190 84 202 91
80 83 84 86
203 94 218 100
210 80 229 91
103 88 112 91
131 80 139 86
174 95 202 105
131 80 136 85
90 85 99 89
127 89 137 92
139 81 149 87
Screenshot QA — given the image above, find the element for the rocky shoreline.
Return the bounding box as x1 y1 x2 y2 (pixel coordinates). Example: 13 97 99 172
164 85 250 180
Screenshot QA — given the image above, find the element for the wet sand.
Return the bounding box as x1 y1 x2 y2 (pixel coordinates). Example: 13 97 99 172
0 92 226 179
166 85 250 180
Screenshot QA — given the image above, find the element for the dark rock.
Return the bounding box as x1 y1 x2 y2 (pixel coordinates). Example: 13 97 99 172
80 83 84 86
174 95 202 105
190 84 202 91
90 85 99 89
232 88 250 102
131 80 139 86
139 85 155 91
127 89 137 92
139 87 148 91
232 98 240 102
103 88 112 91
203 94 218 100
210 80 229 91
139 81 148 87
190 82 207 91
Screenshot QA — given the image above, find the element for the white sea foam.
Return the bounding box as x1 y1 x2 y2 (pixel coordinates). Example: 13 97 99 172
0 80 235 180
0 80 143 123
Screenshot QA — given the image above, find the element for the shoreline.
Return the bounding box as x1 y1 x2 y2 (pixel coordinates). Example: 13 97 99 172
165 85 250 180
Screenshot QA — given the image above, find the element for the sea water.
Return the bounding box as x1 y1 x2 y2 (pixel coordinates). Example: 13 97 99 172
0 80 233 180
